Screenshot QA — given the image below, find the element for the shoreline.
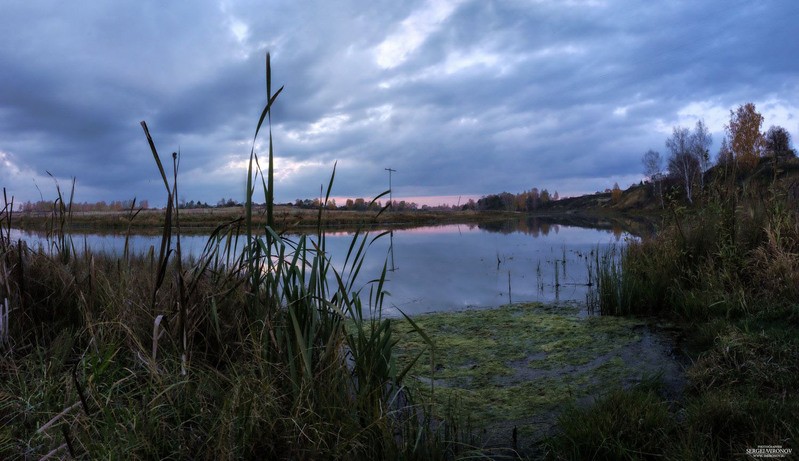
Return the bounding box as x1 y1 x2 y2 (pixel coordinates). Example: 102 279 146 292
8 206 659 236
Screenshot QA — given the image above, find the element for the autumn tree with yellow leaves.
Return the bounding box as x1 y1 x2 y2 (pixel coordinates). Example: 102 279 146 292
726 103 765 172
611 182 622 203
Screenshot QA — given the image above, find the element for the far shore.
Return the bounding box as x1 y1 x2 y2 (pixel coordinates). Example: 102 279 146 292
8 205 660 236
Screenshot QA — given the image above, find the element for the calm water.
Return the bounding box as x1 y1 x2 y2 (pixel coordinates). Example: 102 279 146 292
10 218 627 316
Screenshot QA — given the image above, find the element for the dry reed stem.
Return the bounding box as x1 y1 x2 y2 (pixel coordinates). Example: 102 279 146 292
152 314 165 362
39 443 68 461
0 297 8 346
36 401 82 435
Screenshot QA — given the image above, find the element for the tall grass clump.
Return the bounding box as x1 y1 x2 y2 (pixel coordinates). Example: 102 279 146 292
565 161 799 459
591 165 799 319
546 377 673 460
592 246 637 316
0 53 462 459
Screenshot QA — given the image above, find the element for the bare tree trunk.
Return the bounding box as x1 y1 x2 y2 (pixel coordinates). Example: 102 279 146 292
682 164 693 204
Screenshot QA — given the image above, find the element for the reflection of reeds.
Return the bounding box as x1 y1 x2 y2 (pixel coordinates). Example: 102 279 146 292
536 260 543 293
554 259 559 291
508 270 512 304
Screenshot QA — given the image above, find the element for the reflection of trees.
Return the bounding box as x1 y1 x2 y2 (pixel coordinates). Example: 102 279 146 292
478 217 561 237
477 220 516 234
478 215 655 238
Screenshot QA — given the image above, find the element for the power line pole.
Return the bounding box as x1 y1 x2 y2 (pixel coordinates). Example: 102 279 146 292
385 168 396 210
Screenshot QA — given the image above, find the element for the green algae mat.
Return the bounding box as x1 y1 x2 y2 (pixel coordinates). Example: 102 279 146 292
395 302 684 451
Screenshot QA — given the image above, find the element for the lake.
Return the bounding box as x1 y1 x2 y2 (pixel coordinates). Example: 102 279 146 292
9 217 629 316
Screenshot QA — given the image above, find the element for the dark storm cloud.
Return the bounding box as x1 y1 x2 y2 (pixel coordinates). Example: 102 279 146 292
1 0 798 206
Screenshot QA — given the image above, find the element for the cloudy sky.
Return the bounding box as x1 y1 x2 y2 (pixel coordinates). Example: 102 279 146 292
2 0 798 207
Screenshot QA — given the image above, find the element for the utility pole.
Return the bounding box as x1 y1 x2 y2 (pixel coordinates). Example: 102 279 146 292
385 167 396 210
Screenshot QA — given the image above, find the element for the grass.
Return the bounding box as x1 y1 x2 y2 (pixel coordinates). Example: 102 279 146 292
556 169 799 459
547 378 673 460
547 310 799 460
0 53 470 459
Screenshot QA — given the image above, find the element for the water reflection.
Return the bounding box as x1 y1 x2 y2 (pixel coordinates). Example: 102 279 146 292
477 215 646 240
375 221 625 315
9 217 631 316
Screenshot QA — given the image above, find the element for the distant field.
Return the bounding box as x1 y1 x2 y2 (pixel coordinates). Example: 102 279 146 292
10 205 518 233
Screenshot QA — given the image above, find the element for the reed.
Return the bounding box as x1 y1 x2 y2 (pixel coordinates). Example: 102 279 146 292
591 245 640 316
568 173 799 459
0 53 461 459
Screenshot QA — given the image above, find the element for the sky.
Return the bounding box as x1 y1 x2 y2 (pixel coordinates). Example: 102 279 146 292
2 0 798 208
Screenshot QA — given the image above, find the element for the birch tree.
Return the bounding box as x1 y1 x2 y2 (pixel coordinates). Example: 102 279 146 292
642 149 664 208
690 119 712 192
666 126 699 204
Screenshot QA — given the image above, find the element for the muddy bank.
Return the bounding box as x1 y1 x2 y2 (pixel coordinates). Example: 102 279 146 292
395 303 686 455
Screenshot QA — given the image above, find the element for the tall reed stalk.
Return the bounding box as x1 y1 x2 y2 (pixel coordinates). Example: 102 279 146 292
0 52 450 459
591 245 638 315
44 173 76 264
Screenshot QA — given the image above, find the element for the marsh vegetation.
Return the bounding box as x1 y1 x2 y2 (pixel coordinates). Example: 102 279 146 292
553 157 799 459
0 56 462 460
2 56 797 461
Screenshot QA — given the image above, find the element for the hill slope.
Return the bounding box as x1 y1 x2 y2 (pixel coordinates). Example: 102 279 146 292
544 156 799 213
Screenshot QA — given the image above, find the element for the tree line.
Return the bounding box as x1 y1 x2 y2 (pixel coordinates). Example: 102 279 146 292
642 102 795 206
466 188 560 212
291 198 463 212
19 199 150 213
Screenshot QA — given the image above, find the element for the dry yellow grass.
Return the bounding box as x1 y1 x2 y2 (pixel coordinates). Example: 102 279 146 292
12 205 515 234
